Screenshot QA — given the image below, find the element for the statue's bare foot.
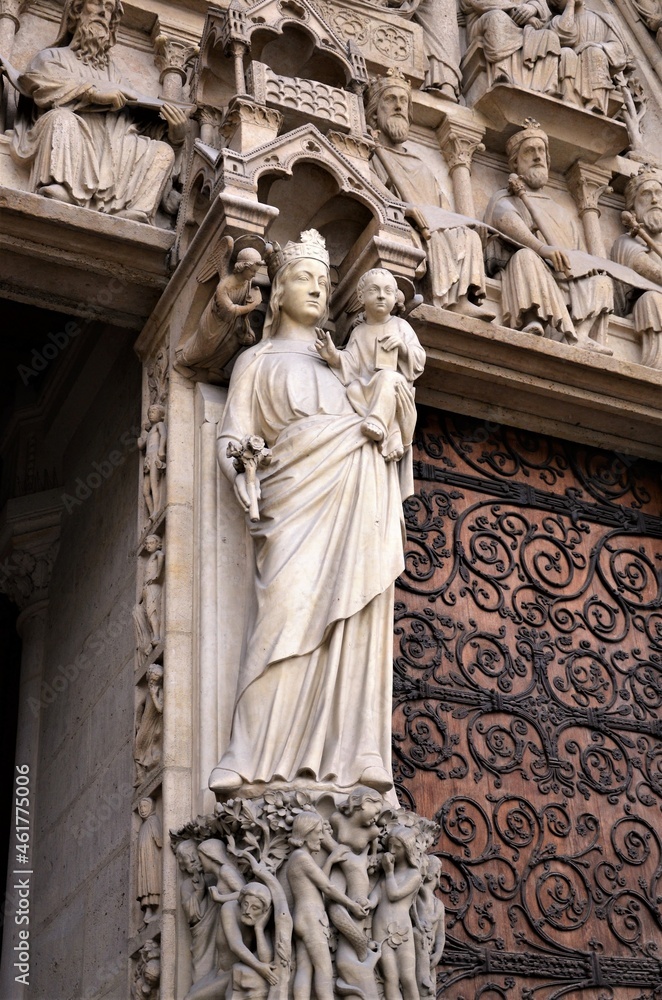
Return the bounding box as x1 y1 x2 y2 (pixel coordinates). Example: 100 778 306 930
117 208 151 224
521 320 545 337
579 339 613 356
447 298 496 322
361 420 384 443
359 765 393 792
38 183 75 205
384 447 404 463
209 767 242 794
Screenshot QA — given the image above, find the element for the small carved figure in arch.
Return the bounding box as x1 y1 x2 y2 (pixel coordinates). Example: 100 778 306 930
138 405 167 520
134 663 163 786
133 534 164 657
137 797 162 926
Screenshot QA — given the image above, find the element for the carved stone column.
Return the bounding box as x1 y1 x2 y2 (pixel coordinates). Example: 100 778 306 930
0 492 61 1000
566 161 613 258
437 117 485 217
0 0 27 130
196 105 225 148
0 0 22 52
154 33 199 101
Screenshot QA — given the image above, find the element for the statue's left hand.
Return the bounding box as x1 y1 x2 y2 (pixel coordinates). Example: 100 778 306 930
160 103 189 145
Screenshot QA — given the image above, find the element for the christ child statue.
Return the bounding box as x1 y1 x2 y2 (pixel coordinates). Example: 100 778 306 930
315 268 425 462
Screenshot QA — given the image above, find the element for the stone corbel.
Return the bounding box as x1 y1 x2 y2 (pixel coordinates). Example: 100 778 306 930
436 117 485 218
153 26 200 101
566 161 613 257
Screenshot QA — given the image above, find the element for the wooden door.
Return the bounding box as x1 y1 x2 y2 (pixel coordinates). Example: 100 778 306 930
393 408 662 1000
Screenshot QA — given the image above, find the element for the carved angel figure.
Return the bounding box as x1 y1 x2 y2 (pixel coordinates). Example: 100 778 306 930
133 534 164 657
177 237 264 373
134 663 163 786
137 405 167 521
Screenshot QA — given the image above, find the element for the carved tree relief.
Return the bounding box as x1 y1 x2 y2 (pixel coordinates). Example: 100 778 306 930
393 408 662 998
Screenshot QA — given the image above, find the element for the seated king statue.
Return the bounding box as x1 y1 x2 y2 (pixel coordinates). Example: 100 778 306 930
10 0 187 224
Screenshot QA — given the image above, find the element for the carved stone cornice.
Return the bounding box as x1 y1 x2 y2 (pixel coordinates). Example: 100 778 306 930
566 161 613 218
436 118 485 172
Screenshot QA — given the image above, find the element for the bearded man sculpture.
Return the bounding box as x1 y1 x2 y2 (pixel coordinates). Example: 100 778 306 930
11 0 186 223
209 231 415 801
612 167 662 368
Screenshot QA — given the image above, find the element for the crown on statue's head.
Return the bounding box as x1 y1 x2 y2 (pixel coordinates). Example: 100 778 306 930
366 66 411 103
624 163 662 210
266 229 330 281
505 118 549 163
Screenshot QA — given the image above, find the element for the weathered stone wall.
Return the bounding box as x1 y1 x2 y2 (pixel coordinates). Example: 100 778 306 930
29 334 140 1000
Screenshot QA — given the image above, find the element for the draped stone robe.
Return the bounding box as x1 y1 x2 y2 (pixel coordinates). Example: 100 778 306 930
371 144 487 309
12 46 175 222
485 186 613 337
215 338 409 795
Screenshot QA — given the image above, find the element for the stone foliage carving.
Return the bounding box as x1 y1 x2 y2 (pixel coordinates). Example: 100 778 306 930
132 939 161 1000
134 663 164 786
612 167 662 367
137 797 162 924
177 237 264 375
172 791 442 1000
133 535 164 658
209 232 417 798
0 542 58 610
9 0 189 223
484 118 614 351
138 405 167 522
365 69 494 321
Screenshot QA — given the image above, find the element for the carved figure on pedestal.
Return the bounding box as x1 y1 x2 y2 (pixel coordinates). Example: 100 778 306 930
138 404 167 521
485 119 614 351
137 797 162 925
370 826 423 1000
315 268 426 466
286 811 370 1000
134 663 163 786
133 534 164 658
612 167 662 368
461 0 561 94
177 240 264 374
550 0 632 115
176 840 218 986
365 70 494 321
10 0 188 222
630 0 662 44
413 856 445 998
209 230 413 800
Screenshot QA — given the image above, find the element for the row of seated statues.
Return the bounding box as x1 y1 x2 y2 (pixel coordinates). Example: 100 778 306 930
1 0 661 362
463 0 636 116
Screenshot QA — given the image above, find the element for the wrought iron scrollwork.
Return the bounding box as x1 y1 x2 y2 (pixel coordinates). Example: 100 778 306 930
393 410 662 998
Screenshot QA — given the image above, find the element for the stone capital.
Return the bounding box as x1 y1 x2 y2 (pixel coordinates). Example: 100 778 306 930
0 543 58 610
153 33 199 84
0 0 24 27
436 118 485 172
566 161 613 217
